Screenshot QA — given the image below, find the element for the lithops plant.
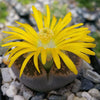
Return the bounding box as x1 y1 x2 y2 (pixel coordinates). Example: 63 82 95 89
2 5 96 92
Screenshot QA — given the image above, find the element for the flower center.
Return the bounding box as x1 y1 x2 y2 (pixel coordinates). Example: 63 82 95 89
38 28 55 49
39 28 54 43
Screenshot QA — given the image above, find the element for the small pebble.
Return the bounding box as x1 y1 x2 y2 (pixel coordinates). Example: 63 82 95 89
0 56 3 64
82 60 93 70
88 88 100 99
48 95 66 100
81 92 92 100
9 68 16 80
76 92 82 98
23 89 33 100
96 18 100 29
31 93 45 100
64 91 72 98
20 84 33 96
14 95 25 100
71 79 81 93
57 88 67 95
1 83 10 95
0 23 4 29
80 78 94 91
6 85 17 97
67 93 75 100
83 12 97 21
1 68 12 83
74 96 87 100
91 97 98 100
83 70 100 83
49 90 57 95
95 84 100 90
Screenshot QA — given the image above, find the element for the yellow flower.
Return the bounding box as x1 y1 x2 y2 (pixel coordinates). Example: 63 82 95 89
2 5 96 77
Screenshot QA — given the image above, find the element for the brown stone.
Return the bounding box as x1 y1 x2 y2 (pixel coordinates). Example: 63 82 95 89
11 52 82 92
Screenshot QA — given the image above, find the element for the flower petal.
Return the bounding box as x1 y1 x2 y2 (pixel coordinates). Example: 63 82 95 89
3 31 37 45
32 6 43 31
7 47 25 60
79 48 95 55
15 21 38 38
50 16 57 30
60 43 96 49
19 53 34 77
8 49 34 68
46 5 50 28
7 26 29 36
2 35 21 42
60 45 95 55
37 10 43 29
57 34 84 47
53 18 62 32
62 48 91 63
2 41 37 50
51 48 61 69
34 48 41 73
41 48 47 65
58 50 78 75
43 15 48 28
55 23 83 36
81 35 95 42
55 29 90 45
55 12 72 35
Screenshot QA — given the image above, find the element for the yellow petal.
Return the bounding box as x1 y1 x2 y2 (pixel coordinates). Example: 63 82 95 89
15 21 38 38
3 31 37 45
50 16 57 30
19 53 34 77
58 50 78 75
8 45 35 60
81 35 95 42
57 35 84 47
55 27 88 41
64 30 90 39
32 6 43 31
46 5 50 28
62 12 72 23
2 35 20 42
43 16 48 28
8 49 33 68
60 45 95 55
55 12 72 34
38 10 43 29
55 30 90 45
2 41 37 50
7 26 28 36
41 48 47 65
7 47 24 59
34 48 41 73
51 48 61 69
4 47 12 56
56 23 83 36
63 43 96 48
62 48 91 63
60 43 96 50
79 48 95 55
81 43 96 48
53 18 62 32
